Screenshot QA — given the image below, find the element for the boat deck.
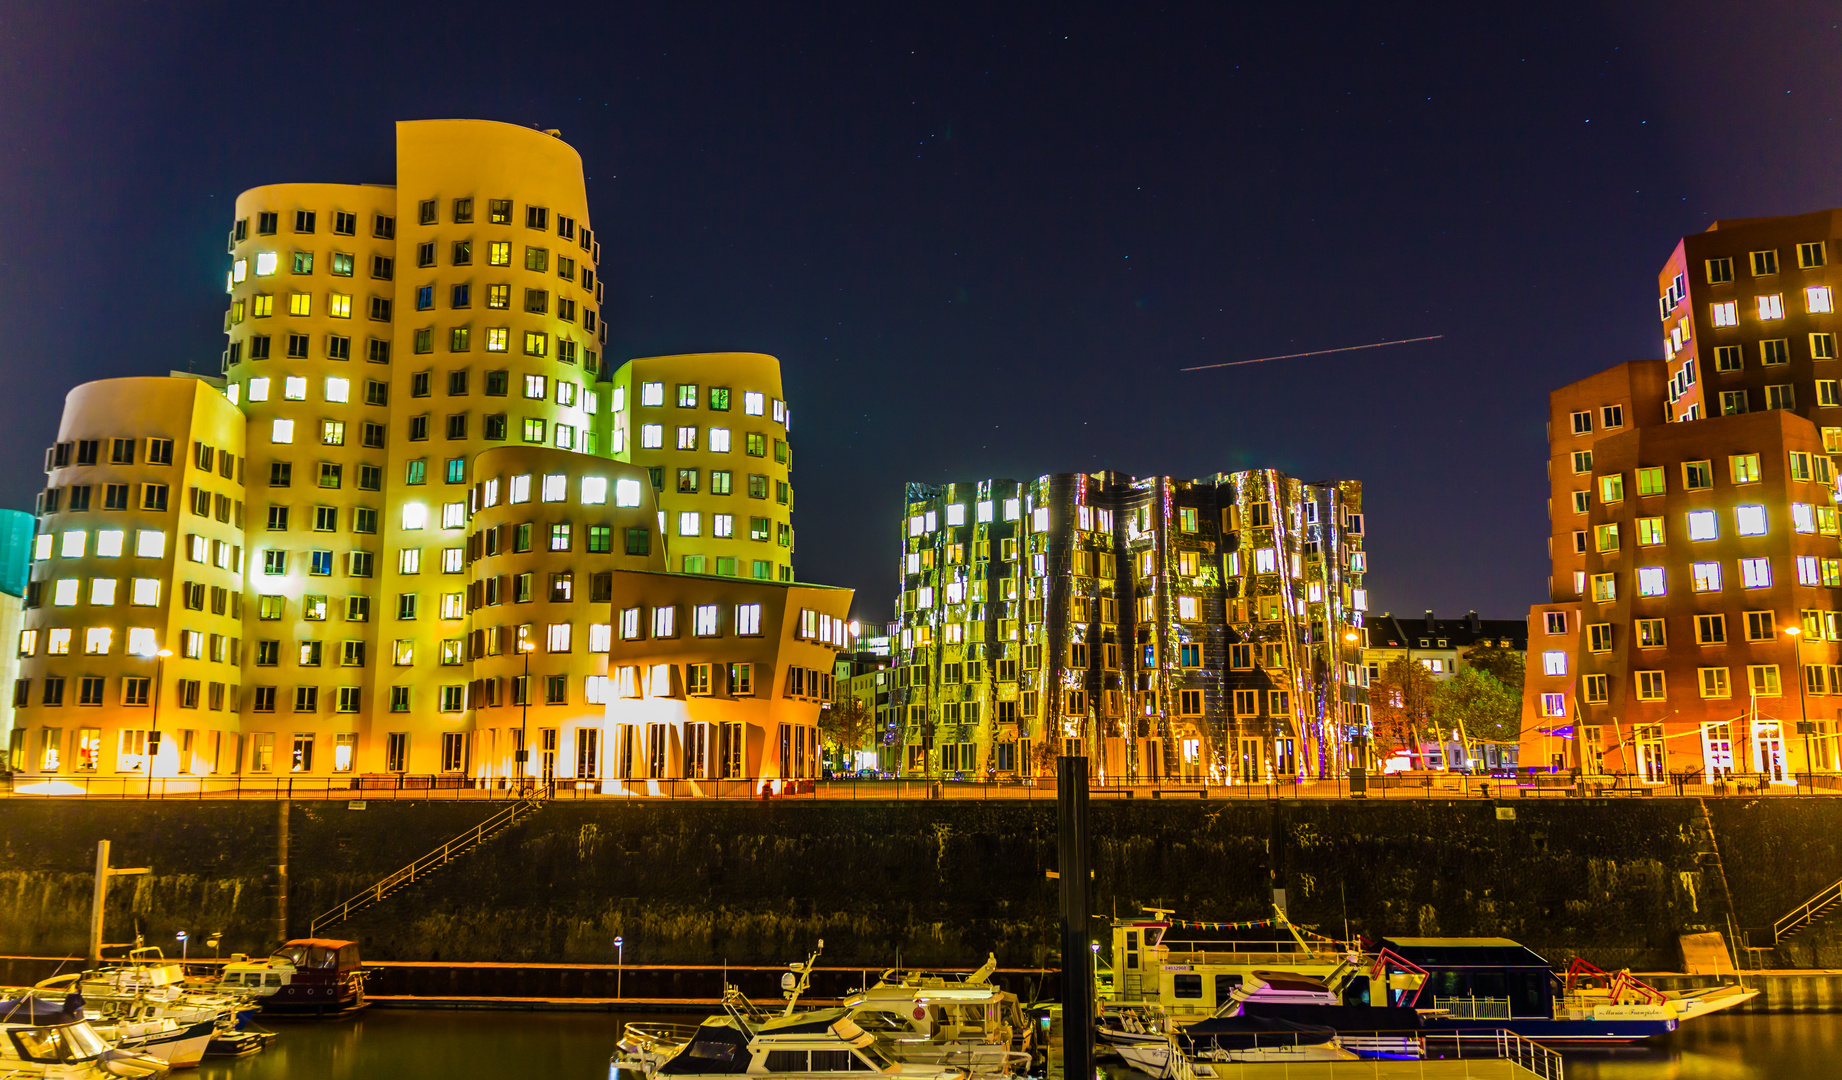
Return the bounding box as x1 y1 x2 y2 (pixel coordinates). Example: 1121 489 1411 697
1180 1064 1547 1079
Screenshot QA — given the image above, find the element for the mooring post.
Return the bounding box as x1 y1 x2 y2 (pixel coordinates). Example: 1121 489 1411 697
89 840 110 965
1058 755 1093 1080
277 799 290 944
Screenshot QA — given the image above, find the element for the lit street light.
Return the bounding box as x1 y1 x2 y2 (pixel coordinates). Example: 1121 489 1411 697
1787 625 1813 792
614 936 624 999
147 648 173 799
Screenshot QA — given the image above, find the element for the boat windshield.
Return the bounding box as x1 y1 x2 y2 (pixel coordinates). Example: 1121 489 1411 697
9 1022 110 1063
858 1044 897 1071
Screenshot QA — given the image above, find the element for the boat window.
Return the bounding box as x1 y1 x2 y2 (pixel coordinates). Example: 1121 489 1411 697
1212 974 1242 1004
1511 973 1549 1018
1125 931 1139 968
10 1023 109 1063
811 1050 857 1070
1172 974 1203 999
1340 975 1371 1008
850 1011 908 1032
270 945 312 966
765 1050 808 1071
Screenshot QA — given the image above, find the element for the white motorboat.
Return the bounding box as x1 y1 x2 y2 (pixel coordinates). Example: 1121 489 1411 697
0 990 170 1078
85 1015 214 1070
841 955 1034 1076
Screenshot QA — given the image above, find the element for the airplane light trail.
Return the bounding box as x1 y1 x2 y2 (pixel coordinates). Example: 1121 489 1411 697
1180 334 1444 372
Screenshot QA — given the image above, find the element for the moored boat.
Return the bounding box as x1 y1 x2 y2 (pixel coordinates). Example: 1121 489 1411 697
841 955 1034 1076
0 990 171 1078
212 939 368 1017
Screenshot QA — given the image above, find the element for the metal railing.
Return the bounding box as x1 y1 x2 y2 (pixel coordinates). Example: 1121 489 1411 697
307 797 543 935
1161 1028 1561 1080
5 768 1842 802
1772 873 1842 943
1432 996 1512 1020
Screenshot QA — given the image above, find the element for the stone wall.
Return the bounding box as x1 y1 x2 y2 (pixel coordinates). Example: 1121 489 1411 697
1 795 1835 970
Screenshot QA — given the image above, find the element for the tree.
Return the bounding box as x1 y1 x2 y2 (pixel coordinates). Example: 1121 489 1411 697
818 697 877 769
1370 658 1438 765
1462 642 1526 696
1431 665 1521 746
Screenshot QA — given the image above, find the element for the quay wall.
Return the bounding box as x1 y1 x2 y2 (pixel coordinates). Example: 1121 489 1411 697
4 797 1842 971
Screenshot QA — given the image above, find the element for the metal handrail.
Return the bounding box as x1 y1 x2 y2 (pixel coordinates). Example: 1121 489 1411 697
307 797 542 935
1773 875 1842 942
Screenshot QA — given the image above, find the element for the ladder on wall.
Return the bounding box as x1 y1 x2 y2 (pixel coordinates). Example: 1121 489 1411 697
308 797 544 936
1689 799 1747 969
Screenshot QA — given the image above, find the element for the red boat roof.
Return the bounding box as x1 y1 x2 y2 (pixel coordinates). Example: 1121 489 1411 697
282 938 359 949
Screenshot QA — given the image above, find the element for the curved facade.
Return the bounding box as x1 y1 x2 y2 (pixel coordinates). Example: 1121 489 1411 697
15 378 247 778
10 120 852 790
608 353 794 582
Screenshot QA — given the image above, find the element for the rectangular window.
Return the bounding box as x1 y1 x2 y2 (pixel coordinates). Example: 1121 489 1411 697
1700 667 1731 699
1635 671 1666 702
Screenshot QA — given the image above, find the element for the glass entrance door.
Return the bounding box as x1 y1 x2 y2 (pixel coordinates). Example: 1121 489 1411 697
1754 721 1788 783
1702 722 1735 779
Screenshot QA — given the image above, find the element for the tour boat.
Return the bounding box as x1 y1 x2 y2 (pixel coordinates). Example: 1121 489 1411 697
0 990 170 1077
840 955 1035 1075
1381 937 1754 1045
213 939 368 1017
1207 967 1427 1058
1096 908 1349 1017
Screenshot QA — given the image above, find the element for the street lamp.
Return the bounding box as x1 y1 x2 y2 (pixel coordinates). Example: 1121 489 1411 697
1787 626 1813 792
517 641 536 793
147 649 172 799
614 936 624 999
176 930 189 963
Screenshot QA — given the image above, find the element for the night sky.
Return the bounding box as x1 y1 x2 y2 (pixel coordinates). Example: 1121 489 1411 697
5 3 1842 627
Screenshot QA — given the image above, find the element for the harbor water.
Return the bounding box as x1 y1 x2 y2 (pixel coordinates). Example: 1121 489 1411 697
192 1008 1842 1079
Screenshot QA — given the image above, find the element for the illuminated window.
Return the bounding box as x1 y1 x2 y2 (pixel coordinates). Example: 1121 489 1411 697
233 258 248 282
1794 503 1817 533
251 294 273 318
324 376 349 403
1736 505 1767 536
1799 555 1821 586
489 241 510 266
1710 301 1738 327
614 478 642 507
581 477 607 504
1591 573 1615 602
1687 510 1718 541
59 530 85 558
1740 557 1772 589
709 428 731 453
1636 517 1665 545
1636 567 1665 597
522 418 545 444
640 424 663 449
1809 286 1834 314
523 331 547 357
1253 547 1278 574
1759 294 1785 319
89 578 116 605
1542 651 1567 676
289 292 312 317
271 419 294 444
135 530 164 558
247 377 270 401
401 503 427 530
84 627 112 655
676 426 697 450
1637 618 1666 648
652 605 677 638
1633 466 1665 496
1598 475 1624 502
679 511 701 536
1594 523 1619 552
1539 693 1566 718
485 328 509 352
1692 562 1722 592
255 251 278 276
329 292 351 318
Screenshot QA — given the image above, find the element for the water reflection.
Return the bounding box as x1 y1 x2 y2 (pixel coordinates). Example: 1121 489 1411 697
192 1008 1840 1079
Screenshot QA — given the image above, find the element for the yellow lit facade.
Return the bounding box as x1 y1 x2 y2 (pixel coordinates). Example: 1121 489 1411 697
10 120 850 789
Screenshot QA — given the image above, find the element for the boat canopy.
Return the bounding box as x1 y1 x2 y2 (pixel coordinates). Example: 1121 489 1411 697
270 939 362 970
0 992 86 1025
1377 938 1552 970
662 1021 752 1075
1180 1014 1339 1050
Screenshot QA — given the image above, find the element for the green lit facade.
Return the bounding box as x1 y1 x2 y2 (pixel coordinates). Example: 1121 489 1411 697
891 469 1369 783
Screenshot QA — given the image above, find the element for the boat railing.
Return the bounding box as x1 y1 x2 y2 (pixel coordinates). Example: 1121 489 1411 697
1436 1028 1565 1080
620 1022 700 1052
937 1048 1034 1073
1161 948 1340 966
1432 995 1512 1020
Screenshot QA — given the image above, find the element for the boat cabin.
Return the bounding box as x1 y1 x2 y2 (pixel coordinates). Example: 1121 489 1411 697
1376 938 1557 1020
219 938 366 1015
1101 912 1347 1015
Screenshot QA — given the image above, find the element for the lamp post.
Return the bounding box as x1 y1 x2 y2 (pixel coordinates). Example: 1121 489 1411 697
177 930 188 963
517 642 536 793
614 936 624 999
147 649 173 799
1787 625 1812 792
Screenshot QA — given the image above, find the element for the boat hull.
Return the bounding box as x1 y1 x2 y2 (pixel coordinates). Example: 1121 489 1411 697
1421 1016 1677 1046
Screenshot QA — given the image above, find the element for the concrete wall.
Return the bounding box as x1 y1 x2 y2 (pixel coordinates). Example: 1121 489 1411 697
3 796 1840 970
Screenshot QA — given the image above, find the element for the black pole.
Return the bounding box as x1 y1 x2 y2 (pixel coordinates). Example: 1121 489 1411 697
1057 755 1093 1080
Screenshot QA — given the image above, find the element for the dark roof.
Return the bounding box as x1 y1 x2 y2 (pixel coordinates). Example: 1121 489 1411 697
1367 612 1526 651
1378 937 1552 969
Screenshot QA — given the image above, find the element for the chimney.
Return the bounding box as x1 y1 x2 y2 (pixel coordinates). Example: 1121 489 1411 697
1468 610 1482 633
1424 610 1436 634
